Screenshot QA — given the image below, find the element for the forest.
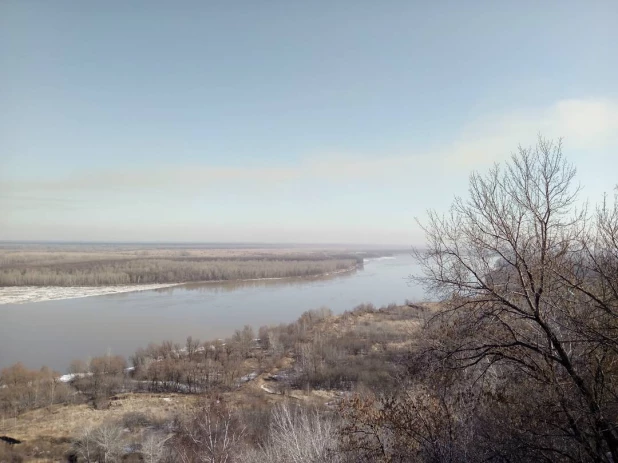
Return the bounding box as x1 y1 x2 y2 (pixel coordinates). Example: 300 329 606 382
1 138 617 462
0 248 363 286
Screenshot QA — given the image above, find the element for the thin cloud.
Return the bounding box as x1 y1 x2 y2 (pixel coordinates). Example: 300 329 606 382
442 98 618 168
0 194 86 203
3 98 617 196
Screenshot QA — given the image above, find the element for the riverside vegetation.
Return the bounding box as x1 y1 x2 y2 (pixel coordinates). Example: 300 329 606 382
0 248 364 286
0 301 424 462
1 138 617 462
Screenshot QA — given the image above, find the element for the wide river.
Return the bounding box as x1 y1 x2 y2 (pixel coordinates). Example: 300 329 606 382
0 254 425 371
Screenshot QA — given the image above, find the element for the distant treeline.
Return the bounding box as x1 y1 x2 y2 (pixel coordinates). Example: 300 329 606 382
0 252 369 268
0 257 361 286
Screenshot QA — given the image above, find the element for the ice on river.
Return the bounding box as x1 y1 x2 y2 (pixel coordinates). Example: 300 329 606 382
0 284 179 305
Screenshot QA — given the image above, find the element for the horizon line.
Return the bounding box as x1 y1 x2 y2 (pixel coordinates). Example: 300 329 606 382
0 239 415 249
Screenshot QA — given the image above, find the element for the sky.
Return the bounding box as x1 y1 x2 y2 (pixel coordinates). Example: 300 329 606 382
1 1 617 245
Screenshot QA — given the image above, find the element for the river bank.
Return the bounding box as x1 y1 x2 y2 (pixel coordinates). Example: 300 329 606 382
0 264 361 305
0 255 421 370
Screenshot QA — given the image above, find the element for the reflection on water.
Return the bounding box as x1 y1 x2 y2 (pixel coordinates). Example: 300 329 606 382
101 269 359 298
0 254 423 371
179 269 358 293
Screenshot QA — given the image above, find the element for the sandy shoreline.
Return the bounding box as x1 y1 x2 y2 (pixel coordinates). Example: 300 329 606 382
0 265 360 305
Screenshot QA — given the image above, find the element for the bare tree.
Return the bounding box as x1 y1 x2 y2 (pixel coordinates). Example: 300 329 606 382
76 354 127 405
39 366 59 406
92 422 124 463
173 400 246 463
413 137 618 461
141 432 171 463
231 325 255 358
74 423 124 463
186 336 201 358
74 426 97 463
69 359 89 375
267 329 284 357
239 402 341 463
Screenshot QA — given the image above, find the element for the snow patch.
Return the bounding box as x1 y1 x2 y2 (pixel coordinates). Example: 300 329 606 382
260 384 277 394
0 284 180 305
58 372 92 383
363 256 396 263
239 372 258 383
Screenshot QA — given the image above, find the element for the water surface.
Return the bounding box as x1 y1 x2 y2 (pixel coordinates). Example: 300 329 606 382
0 254 424 371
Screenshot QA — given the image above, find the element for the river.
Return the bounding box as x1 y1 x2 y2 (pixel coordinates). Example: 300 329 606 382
0 254 425 371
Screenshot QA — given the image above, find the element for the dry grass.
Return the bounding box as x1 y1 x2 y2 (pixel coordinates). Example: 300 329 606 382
3 393 194 436
0 353 337 461
0 393 197 461
0 385 334 461
325 304 428 344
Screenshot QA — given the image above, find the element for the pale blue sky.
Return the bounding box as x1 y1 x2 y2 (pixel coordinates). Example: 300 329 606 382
1 1 617 244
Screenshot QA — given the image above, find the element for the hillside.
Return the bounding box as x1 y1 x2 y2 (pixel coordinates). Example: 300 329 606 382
0 302 429 462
